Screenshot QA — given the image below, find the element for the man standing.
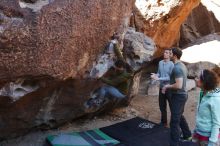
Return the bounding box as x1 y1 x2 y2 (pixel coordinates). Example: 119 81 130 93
151 49 174 127
162 47 191 146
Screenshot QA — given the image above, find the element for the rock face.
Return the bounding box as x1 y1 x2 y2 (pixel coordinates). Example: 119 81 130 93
0 0 140 140
0 0 134 80
180 1 220 47
123 28 155 70
132 0 200 57
0 78 103 140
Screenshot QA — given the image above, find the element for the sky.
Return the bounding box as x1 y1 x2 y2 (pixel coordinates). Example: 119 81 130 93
182 40 220 65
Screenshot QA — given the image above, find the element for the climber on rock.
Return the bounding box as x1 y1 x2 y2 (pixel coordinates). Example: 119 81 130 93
84 34 134 112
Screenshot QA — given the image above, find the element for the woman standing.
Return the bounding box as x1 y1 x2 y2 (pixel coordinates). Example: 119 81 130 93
194 69 220 146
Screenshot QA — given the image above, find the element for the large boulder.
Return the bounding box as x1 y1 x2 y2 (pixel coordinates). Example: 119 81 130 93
0 0 134 80
131 0 200 57
0 0 138 140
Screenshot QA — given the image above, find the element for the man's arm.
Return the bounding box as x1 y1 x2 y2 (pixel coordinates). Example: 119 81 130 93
158 76 171 81
162 77 183 93
151 73 171 81
151 61 161 80
113 43 124 61
165 78 183 89
209 99 220 144
151 73 159 80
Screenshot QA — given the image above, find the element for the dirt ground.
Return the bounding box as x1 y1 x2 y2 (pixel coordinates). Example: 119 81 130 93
0 87 200 146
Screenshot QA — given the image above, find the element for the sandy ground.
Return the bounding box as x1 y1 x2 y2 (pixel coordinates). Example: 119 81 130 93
0 86 200 146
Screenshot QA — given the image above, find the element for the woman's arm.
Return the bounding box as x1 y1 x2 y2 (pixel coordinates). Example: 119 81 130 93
209 99 220 144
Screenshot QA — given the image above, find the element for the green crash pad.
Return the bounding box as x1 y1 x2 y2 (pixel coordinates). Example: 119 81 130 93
47 129 120 146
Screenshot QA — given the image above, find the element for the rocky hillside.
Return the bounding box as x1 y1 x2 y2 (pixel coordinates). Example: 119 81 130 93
132 0 200 57
180 0 220 47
